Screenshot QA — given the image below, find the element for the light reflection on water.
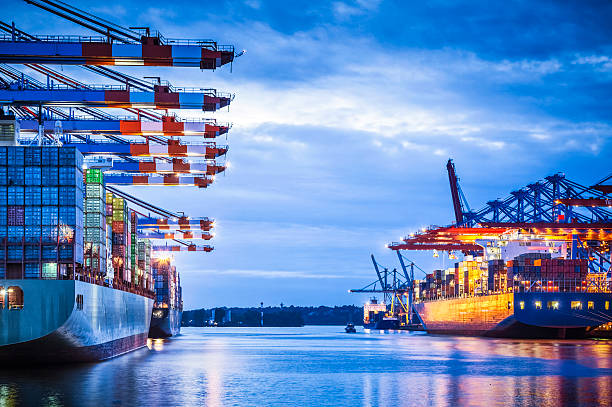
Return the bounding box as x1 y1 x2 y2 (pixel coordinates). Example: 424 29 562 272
0 327 611 406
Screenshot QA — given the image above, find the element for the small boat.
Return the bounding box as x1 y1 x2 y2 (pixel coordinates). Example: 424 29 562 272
345 323 357 333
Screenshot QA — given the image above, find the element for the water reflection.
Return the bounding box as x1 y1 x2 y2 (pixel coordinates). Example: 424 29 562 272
0 328 610 406
147 338 166 352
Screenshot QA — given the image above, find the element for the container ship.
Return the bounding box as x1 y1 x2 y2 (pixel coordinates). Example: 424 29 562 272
363 298 399 330
0 146 155 363
411 250 612 338
0 0 234 363
149 257 183 338
372 160 612 339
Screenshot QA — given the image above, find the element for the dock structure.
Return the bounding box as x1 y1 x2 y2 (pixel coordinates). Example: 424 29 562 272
0 0 239 282
0 0 240 360
352 161 612 337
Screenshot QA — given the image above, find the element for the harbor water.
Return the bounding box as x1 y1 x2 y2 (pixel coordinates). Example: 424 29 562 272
1 326 612 406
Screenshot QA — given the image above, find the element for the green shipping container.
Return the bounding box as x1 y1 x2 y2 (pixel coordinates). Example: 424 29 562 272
42 262 57 279
85 168 103 184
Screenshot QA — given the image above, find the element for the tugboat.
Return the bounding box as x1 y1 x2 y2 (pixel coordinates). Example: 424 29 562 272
345 322 356 333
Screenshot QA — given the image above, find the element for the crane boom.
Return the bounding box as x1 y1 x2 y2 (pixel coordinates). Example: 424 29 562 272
447 159 464 225
396 250 411 283
370 254 386 290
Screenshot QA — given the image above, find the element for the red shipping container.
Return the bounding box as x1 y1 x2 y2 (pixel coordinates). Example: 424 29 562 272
112 221 124 233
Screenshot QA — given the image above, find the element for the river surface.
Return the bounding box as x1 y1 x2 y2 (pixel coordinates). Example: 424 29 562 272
1 326 612 406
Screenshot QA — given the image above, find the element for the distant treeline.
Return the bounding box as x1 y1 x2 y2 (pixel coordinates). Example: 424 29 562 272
182 305 363 327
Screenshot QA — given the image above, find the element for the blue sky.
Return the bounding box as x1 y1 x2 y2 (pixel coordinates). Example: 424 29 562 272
3 0 611 308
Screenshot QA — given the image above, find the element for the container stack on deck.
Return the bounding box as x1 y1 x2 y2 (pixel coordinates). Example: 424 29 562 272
379 161 612 337
84 168 106 281
0 146 84 280
414 254 592 302
70 164 158 295
487 260 506 293
152 257 180 310
0 0 240 361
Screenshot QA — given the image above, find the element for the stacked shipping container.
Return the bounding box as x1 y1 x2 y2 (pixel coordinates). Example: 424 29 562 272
84 168 107 280
152 257 181 310
414 253 590 301
506 253 552 282
452 257 488 297
137 239 153 291
487 259 506 293
0 144 164 300
108 193 129 283
508 254 588 292
102 190 154 292
0 146 83 279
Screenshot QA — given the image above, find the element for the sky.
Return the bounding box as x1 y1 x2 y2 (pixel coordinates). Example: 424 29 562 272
3 0 611 308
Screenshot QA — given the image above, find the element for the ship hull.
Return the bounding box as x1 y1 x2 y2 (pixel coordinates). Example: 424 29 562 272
415 292 612 339
364 319 399 330
0 279 153 364
149 307 182 338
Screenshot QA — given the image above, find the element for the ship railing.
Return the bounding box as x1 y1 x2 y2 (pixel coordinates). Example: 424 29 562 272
512 279 612 294
415 279 612 302
0 34 110 43
0 34 233 52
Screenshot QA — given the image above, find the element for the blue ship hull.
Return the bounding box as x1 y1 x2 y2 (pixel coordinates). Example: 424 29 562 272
415 292 612 338
0 279 153 363
149 307 182 338
364 318 399 330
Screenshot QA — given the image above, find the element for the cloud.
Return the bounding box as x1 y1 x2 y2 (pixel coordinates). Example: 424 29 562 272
572 55 612 71
6 0 612 308
244 0 261 10
332 2 364 19
91 5 128 17
183 268 346 279
332 0 382 20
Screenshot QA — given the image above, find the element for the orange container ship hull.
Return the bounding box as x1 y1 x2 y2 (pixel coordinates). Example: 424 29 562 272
415 292 612 339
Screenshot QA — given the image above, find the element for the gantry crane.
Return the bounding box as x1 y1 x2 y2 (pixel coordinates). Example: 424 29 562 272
389 161 612 276
0 0 240 259
0 65 228 187
0 1 239 69
106 185 214 253
349 254 415 325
